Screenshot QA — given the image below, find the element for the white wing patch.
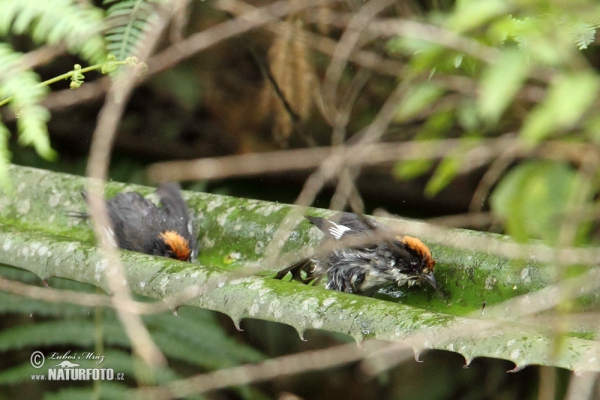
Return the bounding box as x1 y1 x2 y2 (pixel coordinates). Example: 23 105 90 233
327 221 352 240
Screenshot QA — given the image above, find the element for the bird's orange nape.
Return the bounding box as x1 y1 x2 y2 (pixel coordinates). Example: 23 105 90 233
160 231 191 261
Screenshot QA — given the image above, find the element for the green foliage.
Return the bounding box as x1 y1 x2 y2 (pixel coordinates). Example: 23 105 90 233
393 158 433 180
69 65 85 89
569 20 599 50
0 267 265 398
386 0 600 241
490 161 581 244
0 0 105 190
0 0 164 190
424 155 461 197
0 0 105 64
394 82 445 122
0 44 54 192
500 15 599 56
478 49 529 123
521 72 600 143
447 0 510 33
104 0 162 62
42 382 132 400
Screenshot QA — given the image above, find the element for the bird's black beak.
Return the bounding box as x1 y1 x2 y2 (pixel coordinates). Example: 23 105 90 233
421 271 438 291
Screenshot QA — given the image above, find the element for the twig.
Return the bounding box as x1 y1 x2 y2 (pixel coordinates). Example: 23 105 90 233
425 212 498 229
85 2 179 369
21 45 67 70
322 0 396 113
147 0 344 75
329 167 363 212
565 372 598 400
147 138 599 182
0 275 206 316
469 142 517 212
330 68 371 146
134 342 378 399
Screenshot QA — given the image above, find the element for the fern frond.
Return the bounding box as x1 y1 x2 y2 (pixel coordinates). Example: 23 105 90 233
147 312 265 366
104 0 161 60
42 382 130 400
568 20 598 50
505 17 536 53
0 361 35 385
0 0 106 64
0 44 55 188
0 320 125 351
0 292 93 318
0 310 263 371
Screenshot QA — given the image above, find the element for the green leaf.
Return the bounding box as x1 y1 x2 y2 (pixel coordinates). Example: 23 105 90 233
424 156 461 197
394 83 445 122
0 44 57 167
584 113 600 143
0 0 106 64
393 159 434 180
569 20 598 50
104 0 160 61
490 161 578 244
386 36 436 57
447 0 510 32
478 49 529 123
521 72 600 143
392 110 457 181
457 99 481 131
422 110 455 137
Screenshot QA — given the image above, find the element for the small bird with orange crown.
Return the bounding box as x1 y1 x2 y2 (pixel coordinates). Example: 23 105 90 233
275 213 436 296
74 183 198 262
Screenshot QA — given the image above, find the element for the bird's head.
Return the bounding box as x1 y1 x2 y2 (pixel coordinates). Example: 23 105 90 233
158 230 192 262
396 235 437 290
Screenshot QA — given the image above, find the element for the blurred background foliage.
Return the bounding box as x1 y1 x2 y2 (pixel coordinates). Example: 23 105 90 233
1 0 600 398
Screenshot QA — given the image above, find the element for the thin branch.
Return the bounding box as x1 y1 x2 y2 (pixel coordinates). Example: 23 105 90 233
21 44 67 70
85 3 179 369
469 143 518 212
331 67 371 146
147 138 600 183
322 0 396 113
425 211 498 229
147 0 344 75
0 275 207 316
565 372 598 400
134 342 378 399
330 167 364 212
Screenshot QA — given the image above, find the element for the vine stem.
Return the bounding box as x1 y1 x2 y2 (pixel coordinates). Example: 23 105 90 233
0 61 127 108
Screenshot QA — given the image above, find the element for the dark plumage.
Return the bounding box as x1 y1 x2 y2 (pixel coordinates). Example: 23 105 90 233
275 213 436 296
75 183 198 262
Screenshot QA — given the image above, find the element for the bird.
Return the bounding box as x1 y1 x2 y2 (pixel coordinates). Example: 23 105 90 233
72 183 198 262
275 213 437 296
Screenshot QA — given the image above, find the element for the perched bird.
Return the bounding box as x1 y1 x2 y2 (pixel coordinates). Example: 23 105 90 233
275 213 437 296
73 183 198 262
